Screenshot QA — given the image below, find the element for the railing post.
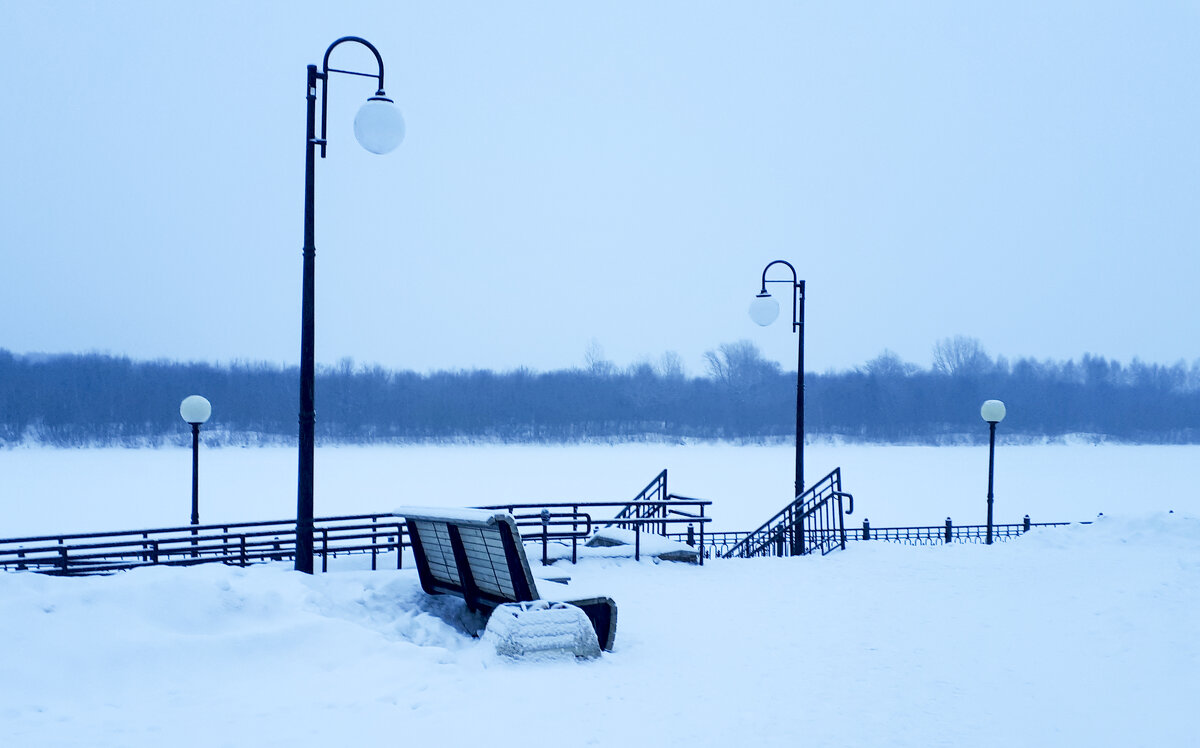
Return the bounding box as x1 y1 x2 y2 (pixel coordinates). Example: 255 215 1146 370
659 478 667 534
572 505 579 565
1024 514 1031 532
775 530 784 558
58 547 69 573
634 523 641 562
837 495 847 551
541 509 550 566
321 528 329 573
787 509 796 557
687 523 695 547
863 518 871 541
797 508 806 556
239 535 247 567
945 517 953 544
371 518 379 571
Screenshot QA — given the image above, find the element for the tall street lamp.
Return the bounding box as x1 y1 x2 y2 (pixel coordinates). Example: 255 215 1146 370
180 395 212 528
297 37 405 574
749 260 806 497
981 399 1007 544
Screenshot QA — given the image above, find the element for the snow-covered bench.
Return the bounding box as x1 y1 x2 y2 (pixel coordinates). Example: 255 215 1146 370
395 506 617 651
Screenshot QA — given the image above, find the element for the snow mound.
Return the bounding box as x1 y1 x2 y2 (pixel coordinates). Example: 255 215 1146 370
481 601 601 661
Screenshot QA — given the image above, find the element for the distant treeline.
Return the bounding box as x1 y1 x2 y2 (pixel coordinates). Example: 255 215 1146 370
2 337 1199 446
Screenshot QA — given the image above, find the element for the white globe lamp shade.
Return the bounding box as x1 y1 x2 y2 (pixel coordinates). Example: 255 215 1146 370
980 399 1007 423
749 294 780 327
180 395 212 425
354 96 405 155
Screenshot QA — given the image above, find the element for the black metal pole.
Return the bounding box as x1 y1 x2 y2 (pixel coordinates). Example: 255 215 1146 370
190 423 201 526
986 420 997 545
795 280 805 498
296 63 318 574
295 38 392 574
757 261 806 500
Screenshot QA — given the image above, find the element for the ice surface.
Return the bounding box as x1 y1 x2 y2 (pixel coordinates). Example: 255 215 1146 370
6 442 1196 537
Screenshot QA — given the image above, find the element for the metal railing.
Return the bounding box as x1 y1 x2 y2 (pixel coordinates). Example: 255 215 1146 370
0 514 407 576
664 530 750 560
851 515 1075 546
607 469 670 534
2 493 713 575
721 468 853 558
672 515 1079 559
477 499 712 564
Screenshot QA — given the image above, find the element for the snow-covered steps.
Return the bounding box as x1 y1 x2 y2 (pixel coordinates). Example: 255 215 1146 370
583 527 701 563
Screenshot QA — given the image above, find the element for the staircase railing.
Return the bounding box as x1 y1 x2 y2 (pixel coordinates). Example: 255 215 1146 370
721 468 853 559
607 469 670 534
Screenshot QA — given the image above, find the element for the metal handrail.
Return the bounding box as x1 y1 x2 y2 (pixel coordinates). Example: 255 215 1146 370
722 468 848 558
478 498 712 565
0 513 393 545
3 496 714 575
0 514 409 575
676 517 1083 559
610 469 668 522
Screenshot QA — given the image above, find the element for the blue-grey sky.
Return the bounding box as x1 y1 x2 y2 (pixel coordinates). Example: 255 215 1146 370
2 1 1197 376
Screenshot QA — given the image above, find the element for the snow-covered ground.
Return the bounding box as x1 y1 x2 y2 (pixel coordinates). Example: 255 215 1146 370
2 444 1198 746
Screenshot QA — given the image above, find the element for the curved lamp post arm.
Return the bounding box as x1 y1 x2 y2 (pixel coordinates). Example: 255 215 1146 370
760 259 804 333
758 259 797 291
314 36 390 158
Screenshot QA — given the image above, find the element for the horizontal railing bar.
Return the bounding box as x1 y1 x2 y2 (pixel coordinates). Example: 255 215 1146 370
594 516 710 525
0 513 400 545
2 537 406 564
8 545 407 574
476 500 710 510
0 527 407 558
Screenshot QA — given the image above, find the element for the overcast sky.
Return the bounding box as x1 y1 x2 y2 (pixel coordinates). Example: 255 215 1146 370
2 1 1197 376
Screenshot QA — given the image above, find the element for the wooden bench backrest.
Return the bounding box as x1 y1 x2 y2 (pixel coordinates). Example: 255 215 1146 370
399 507 538 612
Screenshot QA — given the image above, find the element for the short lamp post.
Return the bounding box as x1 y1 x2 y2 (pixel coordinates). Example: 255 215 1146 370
180 395 212 528
296 37 405 574
981 399 1007 545
749 260 806 497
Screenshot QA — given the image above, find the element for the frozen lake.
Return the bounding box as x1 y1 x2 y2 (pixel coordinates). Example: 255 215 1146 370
3 442 1196 537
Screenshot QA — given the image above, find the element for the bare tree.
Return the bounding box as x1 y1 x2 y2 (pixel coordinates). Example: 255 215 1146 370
657 351 686 380
932 336 993 377
704 340 780 390
583 339 615 377
862 350 918 378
